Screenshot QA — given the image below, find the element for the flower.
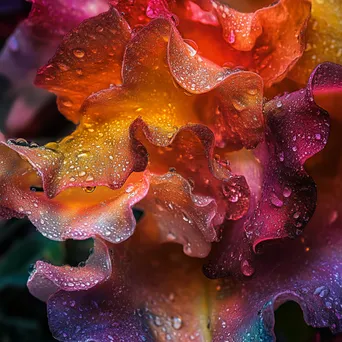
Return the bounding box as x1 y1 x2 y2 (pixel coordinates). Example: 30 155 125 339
0 0 342 341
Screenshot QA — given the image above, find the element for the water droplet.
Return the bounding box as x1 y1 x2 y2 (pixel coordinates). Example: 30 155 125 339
73 49 85 58
293 211 300 219
314 285 329 298
228 30 235 44
270 193 283 207
276 100 282 108
124 184 134 193
184 243 192 254
12 138 29 146
247 88 258 96
283 187 292 198
28 263 35 275
184 39 198 57
30 186 44 192
241 259 255 276
171 316 182 330
57 63 69 71
83 186 96 193
232 98 246 112
325 301 332 309
62 100 73 107
182 212 192 223
166 232 176 241
315 133 321 140
154 316 162 326
30 142 39 148
86 175 94 182
96 25 104 32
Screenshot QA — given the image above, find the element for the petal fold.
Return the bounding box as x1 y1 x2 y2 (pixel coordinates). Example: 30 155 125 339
28 239 111 302
22 11 262 198
205 62 341 278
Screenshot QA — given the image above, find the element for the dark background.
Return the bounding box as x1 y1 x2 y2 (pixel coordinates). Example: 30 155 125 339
0 1 340 341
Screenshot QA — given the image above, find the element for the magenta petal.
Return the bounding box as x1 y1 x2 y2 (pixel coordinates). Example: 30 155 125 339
28 239 111 302
48 284 152 342
210 85 342 339
0 1 109 135
210 188 342 340
46 244 153 342
205 62 342 278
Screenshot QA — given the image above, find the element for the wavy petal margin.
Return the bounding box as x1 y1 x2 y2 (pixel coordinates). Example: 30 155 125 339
13 9 262 200
32 155 342 341
210 91 342 340
34 7 131 123
28 239 111 302
204 62 341 278
137 171 218 258
39 241 210 341
30 85 342 340
170 0 311 86
0 142 223 257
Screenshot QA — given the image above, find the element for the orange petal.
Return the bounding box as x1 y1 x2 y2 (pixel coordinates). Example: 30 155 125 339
28 10 263 197
138 126 250 223
0 142 224 255
175 0 311 87
289 0 342 84
137 171 218 258
0 143 149 243
35 7 131 123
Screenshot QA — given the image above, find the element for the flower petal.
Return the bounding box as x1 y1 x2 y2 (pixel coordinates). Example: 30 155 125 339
209 122 342 340
46 242 210 342
0 141 226 254
28 0 110 39
137 171 218 258
168 26 264 148
0 143 149 242
28 239 111 302
289 0 342 84
173 0 311 86
139 125 250 223
35 7 131 123
205 62 341 277
21 11 262 198
0 0 109 134
32 92 342 339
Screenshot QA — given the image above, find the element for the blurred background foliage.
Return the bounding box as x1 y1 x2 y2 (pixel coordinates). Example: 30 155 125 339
0 1 340 341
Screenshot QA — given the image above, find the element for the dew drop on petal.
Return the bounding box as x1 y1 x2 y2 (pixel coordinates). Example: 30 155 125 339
83 186 96 193
171 316 182 330
73 49 85 58
241 259 255 276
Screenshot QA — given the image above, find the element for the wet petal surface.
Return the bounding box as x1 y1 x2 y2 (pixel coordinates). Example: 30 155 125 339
289 0 342 84
18 10 263 198
205 62 341 277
